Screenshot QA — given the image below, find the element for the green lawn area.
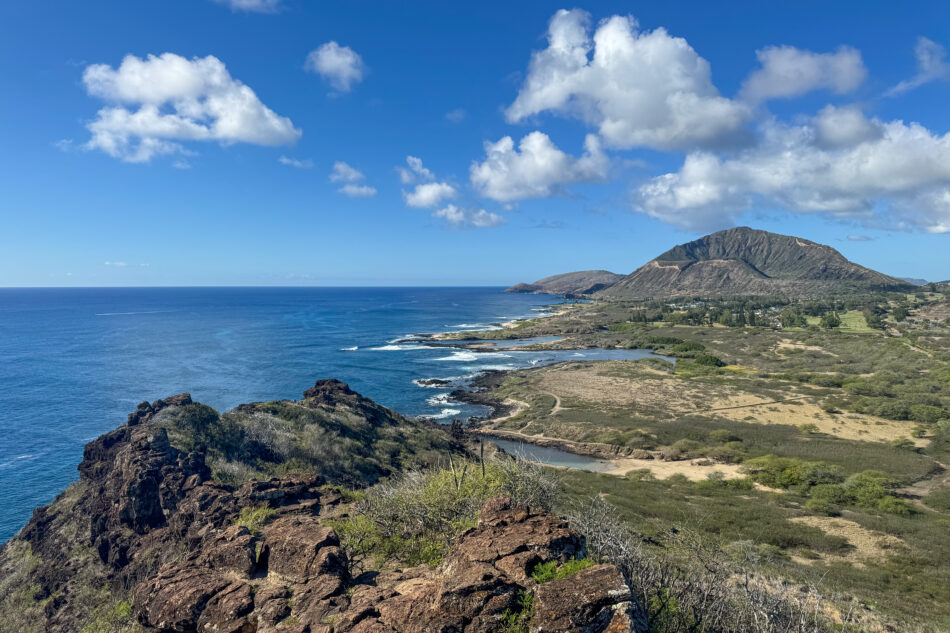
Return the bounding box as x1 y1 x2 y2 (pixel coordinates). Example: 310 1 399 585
838 310 871 332
804 310 870 332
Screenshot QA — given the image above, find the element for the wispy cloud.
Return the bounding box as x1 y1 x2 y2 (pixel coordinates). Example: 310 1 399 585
330 161 377 197
279 156 314 169
887 37 950 96
210 0 281 13
445 108 467 123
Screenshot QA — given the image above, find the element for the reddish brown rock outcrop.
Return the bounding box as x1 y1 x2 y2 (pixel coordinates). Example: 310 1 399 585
2 387 638 633
130 496 636 633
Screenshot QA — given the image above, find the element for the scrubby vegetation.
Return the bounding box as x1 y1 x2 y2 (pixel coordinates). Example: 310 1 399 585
332 455 558 570
460 289 950 628
152 390 462 488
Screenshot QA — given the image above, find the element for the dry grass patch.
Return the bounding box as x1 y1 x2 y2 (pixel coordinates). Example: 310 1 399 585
709 398 926 445
789 515 903 566
607 458 743 481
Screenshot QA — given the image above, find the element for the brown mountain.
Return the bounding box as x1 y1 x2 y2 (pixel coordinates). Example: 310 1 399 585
595 227 912 299
505 270 624 296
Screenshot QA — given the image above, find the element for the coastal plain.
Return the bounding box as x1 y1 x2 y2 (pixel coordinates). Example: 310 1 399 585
453 294 950 629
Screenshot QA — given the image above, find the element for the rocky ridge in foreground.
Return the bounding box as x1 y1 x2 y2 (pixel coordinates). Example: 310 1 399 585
0 381 639 633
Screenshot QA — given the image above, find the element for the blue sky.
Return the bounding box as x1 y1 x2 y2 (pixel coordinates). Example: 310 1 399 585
1 0 949 286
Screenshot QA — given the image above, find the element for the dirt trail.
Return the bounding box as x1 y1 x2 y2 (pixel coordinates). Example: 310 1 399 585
545 391 566 415
490 398 528 424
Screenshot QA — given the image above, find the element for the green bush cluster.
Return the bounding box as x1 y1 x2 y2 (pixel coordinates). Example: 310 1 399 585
332 457 558 570
530 557 596 584
742 458 911 516
233 505 277 535
741 455 844 490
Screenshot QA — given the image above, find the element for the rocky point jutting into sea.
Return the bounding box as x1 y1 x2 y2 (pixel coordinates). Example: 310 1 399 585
0 379 642 633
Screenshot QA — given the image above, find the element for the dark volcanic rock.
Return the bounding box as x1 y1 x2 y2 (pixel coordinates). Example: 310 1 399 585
1 387 640 633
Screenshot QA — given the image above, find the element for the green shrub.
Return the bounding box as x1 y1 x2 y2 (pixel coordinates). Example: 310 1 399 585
703 442 746 464
741 455 844 490
499 591 533 633
910 404 947 424
649 336 684 347
673 341 705 354
335 457 558 569
694 353 725 367
708 429 740 443
804 497 840 516
530 557 596 584
876 495 912 516
845 470 908 514
662 439 703 461
890 437 917 451
234 505 276 535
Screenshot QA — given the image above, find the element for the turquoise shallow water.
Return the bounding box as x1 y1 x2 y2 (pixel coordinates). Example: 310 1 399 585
0 287 665 542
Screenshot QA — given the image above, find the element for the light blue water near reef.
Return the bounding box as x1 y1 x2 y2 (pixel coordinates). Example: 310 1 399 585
0 287 667 542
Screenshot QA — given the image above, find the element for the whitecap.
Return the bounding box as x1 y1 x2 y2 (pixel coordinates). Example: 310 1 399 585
426 393 455 406
340 346 358 351
430 408 462 419
369 344 426 351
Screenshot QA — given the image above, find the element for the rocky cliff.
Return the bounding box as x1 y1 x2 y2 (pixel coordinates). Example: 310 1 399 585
0 381 639 633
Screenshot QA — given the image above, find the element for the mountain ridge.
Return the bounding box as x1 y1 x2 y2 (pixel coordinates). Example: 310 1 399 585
506 227 913 299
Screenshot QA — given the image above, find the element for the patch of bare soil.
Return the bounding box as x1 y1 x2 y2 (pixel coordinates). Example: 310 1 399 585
607 458 743 481
789 515 903 566
775 339 839 357
708 396 927 445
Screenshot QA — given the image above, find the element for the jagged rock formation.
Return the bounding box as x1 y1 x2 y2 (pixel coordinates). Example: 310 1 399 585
0 382 639 633
505 270 624 296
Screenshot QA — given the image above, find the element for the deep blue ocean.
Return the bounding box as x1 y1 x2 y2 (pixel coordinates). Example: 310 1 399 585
0 287 659 542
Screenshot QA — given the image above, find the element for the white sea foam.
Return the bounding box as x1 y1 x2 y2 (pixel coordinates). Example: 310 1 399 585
369 344 426 351
426 393 454 406
340 346 359 351
95 310 172 317
433 351 512 362
388 334 424 343
430 407 462 419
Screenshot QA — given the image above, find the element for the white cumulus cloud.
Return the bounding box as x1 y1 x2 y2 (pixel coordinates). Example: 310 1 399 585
887 37 950 96
81 53 300 162
635 106 950 233
433 205 505 228
330 161 376 197
470 131 608 202
505 9 751 151
405 181 457 208
740 45 866 103
211 0 281 12
305 42 365 93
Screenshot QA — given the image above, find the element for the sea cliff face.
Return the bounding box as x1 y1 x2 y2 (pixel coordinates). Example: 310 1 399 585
0 380 638 633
